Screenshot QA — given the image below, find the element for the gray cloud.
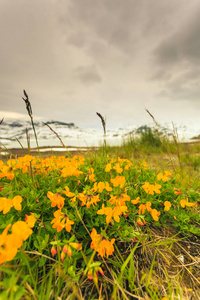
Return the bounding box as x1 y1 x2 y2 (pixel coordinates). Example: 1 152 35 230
152 6 200 103
74 65 102 85
1 0 200 129
154 7 200 66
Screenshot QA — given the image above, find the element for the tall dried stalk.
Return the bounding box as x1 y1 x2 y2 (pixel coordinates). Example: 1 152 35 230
43 122 72 157
96 112 107 152
145 108 178 173
22 90 41 157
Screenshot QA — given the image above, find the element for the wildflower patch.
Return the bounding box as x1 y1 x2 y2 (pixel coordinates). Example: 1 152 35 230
0 154 199 286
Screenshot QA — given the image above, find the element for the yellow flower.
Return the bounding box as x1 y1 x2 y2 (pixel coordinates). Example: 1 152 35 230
69 242 82 250
87 168 96 182
146 201 152 212
113 206 127 223
141 161 148 170
164 201 171 211
142 182 154 195
93 182 105 193
142 182 161 195
97 204 113 224
139 204 146 215
12 196 22 211
113 163 123 173
62 186 75 198
180 198 197 208
97 204 127 224
110 176 125 189
151 209 160 221
131 197 140 204
0 197 13 214
12 221 33 241
157 171 172 182
65 218 75 232
105 163 112 172
153 182 161 194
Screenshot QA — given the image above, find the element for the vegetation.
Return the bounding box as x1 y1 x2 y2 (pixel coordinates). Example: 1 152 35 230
0 92 200 299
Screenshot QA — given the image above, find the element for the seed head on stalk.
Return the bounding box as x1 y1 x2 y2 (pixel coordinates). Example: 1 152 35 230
22 90 33 118
22 90 41 158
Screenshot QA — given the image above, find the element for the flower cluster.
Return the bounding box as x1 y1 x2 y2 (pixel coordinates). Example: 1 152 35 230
0 153 199 272
90 228 115 258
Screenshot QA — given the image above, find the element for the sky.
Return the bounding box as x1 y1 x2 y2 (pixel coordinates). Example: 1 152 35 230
1 0 200 130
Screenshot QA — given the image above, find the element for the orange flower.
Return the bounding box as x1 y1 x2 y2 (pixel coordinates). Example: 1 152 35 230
65 218 75 232
78 192 100 208
97 204 127 224
97 239 115 258
137 218 146 226
87 265 104 285
90 228 101 250
61 251 65 262
63 244 72 258
110 176 125 188
174 188 183 195
47 192 65 209
51 209 74 233
90 228 115 257
51 245 57 257
25 213 36 228
109 193 130 206
62 186 75 198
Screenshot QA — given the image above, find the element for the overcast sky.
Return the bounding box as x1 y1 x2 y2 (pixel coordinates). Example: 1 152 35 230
1 0 200 129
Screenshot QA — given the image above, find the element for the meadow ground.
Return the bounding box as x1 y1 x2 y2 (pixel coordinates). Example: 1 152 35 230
1 129 200 300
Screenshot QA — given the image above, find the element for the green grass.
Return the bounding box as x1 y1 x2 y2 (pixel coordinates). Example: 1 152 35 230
0 133 200 299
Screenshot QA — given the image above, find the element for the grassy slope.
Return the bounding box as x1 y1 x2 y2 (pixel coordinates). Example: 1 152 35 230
1 129 200 299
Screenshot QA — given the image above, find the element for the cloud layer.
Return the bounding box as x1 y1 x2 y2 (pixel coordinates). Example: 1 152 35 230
0 0 200 129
